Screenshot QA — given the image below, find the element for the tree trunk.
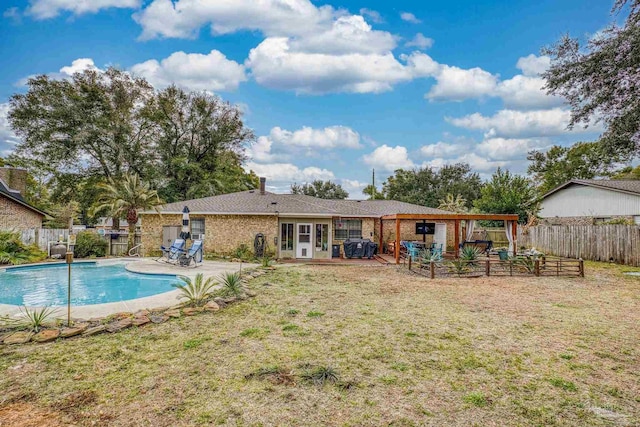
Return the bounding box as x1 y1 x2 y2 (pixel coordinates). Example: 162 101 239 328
128 223 136 253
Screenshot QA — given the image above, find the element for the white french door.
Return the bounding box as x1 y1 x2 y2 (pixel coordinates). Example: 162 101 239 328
296 223 313 258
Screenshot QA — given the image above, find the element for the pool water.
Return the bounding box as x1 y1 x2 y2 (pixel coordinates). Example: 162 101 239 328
0 262 178 306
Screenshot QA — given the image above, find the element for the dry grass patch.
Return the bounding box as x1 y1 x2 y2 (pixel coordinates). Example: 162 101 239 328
0 263 638 426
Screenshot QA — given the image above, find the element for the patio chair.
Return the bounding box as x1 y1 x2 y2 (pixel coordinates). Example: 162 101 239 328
178 240 203 267
158 238 185 263
429 243 444 258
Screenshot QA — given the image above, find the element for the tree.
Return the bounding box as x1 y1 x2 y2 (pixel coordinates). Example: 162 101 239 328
290 180 349 199
93 174 161 251
474 168 536 224
543 0 640 159
362 184 383 200
8 69 259 221
382 163 482 208
152 86 257 202
438 194 468 213
9 68 157 180
611 165 640 179
527 141 623 194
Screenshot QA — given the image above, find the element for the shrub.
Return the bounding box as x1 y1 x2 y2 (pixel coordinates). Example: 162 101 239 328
74 231 108 258
172 273 218 306
219 272 244 297
0 231 46 265
460 246 483 265
13 306 58 332
232 244 253 260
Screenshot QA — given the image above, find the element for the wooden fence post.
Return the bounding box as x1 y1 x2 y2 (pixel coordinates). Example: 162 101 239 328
534 259 540 277
408 256 412 271
579 258 584 277
430 260 435 279
485 259 490 276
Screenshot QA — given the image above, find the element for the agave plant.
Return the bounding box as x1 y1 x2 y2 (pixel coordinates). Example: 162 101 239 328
220 272 245 298
460 246 483 266
16 306 58 332
172 273 218 306
446 259 471 277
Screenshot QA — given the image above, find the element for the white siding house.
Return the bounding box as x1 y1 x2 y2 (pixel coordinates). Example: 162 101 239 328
539 180 640 225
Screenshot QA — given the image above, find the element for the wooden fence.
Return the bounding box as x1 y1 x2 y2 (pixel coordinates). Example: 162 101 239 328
518 225 640 266
407 257 584 279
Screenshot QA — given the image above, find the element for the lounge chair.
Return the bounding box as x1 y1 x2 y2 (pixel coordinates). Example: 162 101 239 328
178 240 203 267
158 239 185 263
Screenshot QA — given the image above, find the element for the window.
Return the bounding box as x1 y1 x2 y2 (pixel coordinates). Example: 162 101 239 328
191 218 205 240
316 224 328 251
281 223 294 251
334 219 362 240
298 224 311 243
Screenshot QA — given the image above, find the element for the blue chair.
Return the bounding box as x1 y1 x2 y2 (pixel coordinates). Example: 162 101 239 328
178 240 203 267
406 242 421 261
159 239 185 263
429 243 444 258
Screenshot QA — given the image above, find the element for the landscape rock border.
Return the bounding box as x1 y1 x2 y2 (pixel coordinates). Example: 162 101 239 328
0 268 270 346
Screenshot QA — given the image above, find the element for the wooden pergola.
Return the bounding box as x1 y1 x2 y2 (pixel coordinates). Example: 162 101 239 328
380 213 520 264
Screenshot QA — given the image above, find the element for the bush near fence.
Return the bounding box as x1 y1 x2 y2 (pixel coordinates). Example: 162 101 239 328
9 228 141 257
518 225 640 266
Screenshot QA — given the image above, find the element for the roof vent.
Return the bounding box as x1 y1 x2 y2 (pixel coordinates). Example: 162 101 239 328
249 190 255 193
271 201 277 205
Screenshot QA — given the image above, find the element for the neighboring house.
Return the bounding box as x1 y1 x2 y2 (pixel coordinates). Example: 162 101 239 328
0 166 46 230
539 179 640 225
140 178 517 260
95 217 140 232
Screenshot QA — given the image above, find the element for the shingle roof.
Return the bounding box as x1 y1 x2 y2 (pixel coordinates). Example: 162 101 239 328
144 190 452 217
542 179 640 199
0 179 47 217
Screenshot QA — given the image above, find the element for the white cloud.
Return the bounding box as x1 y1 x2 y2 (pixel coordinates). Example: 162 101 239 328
27 0 140 19
341 179 367 199
0 103 20 148
130 50 246 92
289 15 397 55
246 136 280 163
516 54 551 77
400 12 421 24
17 58 99 86
426 64 498 101
59 58 98 76
246 37 412 94
270 125 361 149
476 137 549 160
246 161 335 182
496 74 564 110
134 0 336 40
359 8 383 23
420 141 466 157
447 108 603 138
405 33 433 50
362 144 414 171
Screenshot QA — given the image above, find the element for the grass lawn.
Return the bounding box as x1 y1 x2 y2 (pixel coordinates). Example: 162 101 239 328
1 262 639 426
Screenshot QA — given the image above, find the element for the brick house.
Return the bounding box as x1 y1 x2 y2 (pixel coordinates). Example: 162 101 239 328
0 167 46 230
140 178 519 262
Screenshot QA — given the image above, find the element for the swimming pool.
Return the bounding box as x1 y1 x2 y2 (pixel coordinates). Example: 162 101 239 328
0 262 178 306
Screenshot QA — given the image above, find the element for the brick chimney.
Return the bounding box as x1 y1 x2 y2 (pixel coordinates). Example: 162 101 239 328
259 177 266 195
0 166 28 196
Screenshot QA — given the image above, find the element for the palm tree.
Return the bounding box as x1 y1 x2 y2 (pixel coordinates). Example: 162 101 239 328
438 193 468 213
93 174 161 251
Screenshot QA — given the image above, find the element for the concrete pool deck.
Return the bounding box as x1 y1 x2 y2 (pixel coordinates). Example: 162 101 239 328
0 258 258 319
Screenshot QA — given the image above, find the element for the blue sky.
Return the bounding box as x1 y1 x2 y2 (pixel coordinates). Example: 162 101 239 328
0 0 614 197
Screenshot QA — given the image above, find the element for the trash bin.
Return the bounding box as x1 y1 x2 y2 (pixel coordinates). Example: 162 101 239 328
332 244 341 258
